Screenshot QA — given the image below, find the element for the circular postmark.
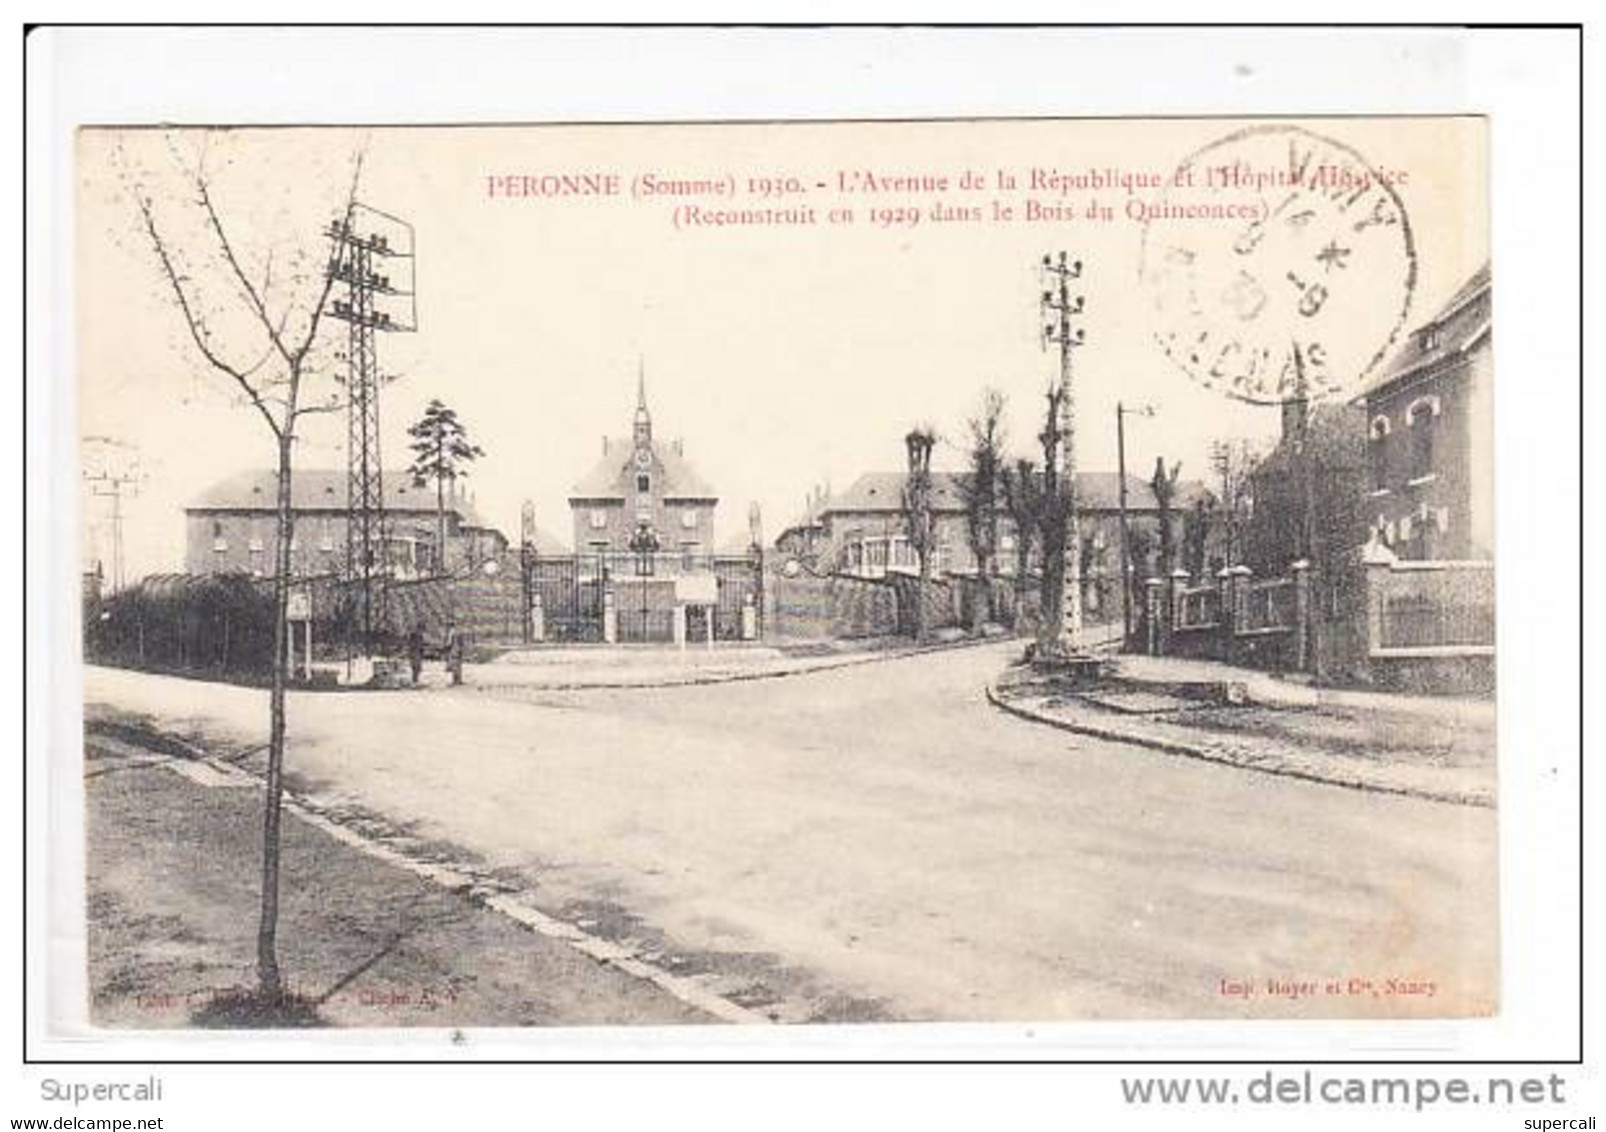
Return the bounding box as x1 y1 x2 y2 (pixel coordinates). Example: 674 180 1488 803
1138 124 1417 405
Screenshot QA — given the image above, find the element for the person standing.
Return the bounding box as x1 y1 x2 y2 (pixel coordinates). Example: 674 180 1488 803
445 620 463 686
406 626 424 686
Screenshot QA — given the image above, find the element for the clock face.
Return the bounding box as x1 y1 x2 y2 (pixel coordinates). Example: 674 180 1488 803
634 448 652 470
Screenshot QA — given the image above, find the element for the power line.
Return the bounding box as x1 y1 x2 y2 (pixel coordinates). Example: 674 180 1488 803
325 203 417 651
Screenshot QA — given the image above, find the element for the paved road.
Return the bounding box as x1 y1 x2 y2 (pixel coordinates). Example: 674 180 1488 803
84 645 1497 1023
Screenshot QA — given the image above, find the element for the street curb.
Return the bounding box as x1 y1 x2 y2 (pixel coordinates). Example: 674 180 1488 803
471 633 1015 694
984 684 1493 810
93 725 773 1025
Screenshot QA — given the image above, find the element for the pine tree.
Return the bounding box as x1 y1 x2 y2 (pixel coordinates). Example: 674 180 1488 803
406 399 484 575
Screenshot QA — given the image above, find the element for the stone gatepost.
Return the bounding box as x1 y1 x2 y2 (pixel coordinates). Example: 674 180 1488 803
1167 567 1191 652
1221 564 1251 663
742 593 757 641
1360 534 1398 679
1217 566 1236 663
673 603 687 648
530 592 545 643
1291 559 1311 672
602 588 617 644
1144 577 1164 656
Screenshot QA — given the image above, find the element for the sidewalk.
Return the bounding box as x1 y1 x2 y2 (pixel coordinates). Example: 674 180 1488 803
84 716 715 1029
460 630 1013 691
988 654 1496 808
1105 652 1496 728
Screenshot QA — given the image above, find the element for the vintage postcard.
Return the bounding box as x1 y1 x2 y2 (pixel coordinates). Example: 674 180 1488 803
73 116 1495 1031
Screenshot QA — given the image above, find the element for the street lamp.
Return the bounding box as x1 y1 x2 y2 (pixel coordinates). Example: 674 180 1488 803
1116 401 1157 647
628 521 660 641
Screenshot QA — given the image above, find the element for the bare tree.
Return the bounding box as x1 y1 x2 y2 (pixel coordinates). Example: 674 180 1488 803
958 388 1006 625
1150 456 1182 578
901 427 939 642
122 132 361 1006
1000 457 1043 627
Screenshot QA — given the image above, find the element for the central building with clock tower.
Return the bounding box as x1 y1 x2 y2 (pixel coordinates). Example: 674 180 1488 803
568 373 719 561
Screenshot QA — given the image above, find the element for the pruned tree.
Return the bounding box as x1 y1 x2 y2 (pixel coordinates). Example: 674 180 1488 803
406 399 485 576
901 426 939 641
958 388 1006 624
1151 456 1182 578
1184 496 1213 579
120 131 361 1008
999 457 1042 627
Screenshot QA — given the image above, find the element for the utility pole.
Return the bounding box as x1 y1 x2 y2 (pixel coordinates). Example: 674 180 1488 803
84 467 142 595
1116 401 1155 647
1290 344 1318 675
325 204 416 653
1041 251 1087 654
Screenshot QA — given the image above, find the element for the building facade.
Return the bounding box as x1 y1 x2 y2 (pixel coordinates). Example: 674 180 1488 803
777 469 1209 622
185 468 507 580
1356 264 1493 561
568 379 719 561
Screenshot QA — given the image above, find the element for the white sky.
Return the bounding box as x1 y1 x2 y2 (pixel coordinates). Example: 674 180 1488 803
75 119 1487 579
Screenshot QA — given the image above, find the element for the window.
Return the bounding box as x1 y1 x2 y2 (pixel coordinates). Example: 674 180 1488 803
636 473 650 494
680 508 698 530
588 508 608 531
1408 399 1437 480
211 519 227 553
1369 415 1391 491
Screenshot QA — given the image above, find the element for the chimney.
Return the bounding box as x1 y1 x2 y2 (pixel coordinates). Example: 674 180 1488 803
673 438 684 456
602 436 610 454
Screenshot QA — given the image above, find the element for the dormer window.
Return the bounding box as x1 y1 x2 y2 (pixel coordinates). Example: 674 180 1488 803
1420 325 1441 351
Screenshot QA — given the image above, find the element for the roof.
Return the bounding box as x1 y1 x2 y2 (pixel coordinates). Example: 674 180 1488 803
524 525 570 555
188 468 497 530
1251 403 1368 479
822 471 1209 516
569 438 717 501
1359 263 1492 399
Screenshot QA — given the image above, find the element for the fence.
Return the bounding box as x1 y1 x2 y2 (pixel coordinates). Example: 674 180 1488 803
85 573 279 679
1143 564 1305 670
1241 577 1298 633
384 570 526 648
1175 583 1221 630
524 552 761 645
1137 546 1495 693
1373 563 1495 651
765 570 901 640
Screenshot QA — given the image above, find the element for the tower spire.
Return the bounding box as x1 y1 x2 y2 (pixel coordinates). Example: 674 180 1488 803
633 357 652 446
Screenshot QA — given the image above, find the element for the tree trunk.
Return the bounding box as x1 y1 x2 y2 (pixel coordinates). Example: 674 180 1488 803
1037 475 1067 656
435 460 447 577
914 550 930 643
257 429 294 1001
